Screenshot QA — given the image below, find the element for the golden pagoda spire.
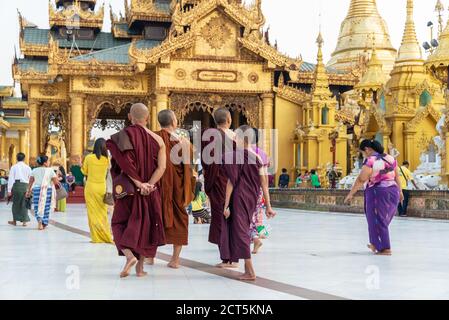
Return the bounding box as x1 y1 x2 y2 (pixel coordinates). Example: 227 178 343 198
327 0 397 76
347 0 378 18
356 45 387 92
396 0 423 64
311 32 331 99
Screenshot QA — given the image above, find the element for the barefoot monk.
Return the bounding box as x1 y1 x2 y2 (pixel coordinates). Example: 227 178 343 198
201 108 236 268
107 103 167 278
221 126 276 281
156 110 195 269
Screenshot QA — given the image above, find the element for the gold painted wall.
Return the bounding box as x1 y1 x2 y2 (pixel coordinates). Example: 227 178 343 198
275 96 302 183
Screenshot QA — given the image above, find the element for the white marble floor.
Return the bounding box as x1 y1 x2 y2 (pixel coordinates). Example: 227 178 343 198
1 203 449 300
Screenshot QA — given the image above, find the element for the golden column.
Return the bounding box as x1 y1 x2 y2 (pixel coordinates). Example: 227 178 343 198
29 101 40 157
261 93 274 156
18 130 28 160
149 95 157 131
70 93 85 159
155 90 169 131
1 129 6 161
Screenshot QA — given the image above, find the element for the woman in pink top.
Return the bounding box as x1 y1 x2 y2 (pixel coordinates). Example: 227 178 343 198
344 140 403 256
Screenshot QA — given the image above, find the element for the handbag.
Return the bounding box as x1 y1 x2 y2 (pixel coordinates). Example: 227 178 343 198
103 161 115 205
55 183 68 201
113 173 136 200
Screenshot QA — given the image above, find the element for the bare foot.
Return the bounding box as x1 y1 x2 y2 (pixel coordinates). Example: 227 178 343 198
376 249 392 256
167 261 180 269
252 239 263 254
120 257 138 278
8 221 17 226
215 263 229 268
367 244 377 253
222 263 239 269
135 260 148 278
38 221 44 230
145 258 154 265
238 273 256 281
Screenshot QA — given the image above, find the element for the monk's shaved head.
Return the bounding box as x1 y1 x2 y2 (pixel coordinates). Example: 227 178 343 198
129 103 149 123
213 108 231 126
158 109 175 128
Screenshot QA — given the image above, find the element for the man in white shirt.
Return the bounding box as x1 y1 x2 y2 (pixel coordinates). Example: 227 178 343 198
7 153 32 227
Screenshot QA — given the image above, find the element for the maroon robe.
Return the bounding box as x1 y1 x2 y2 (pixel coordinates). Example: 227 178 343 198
106 125 165 258
156 130 194 246
220 148 262 263
201 128 235 245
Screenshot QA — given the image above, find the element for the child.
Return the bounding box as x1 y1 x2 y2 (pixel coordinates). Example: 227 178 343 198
191 181 211 224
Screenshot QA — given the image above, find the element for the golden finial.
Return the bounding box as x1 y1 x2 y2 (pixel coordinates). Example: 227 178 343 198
435 0 444 35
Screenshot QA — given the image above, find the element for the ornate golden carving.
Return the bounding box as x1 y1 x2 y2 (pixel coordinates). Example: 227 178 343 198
83 76 104 89
120 78 140 90
200 17 232 50
248 72 259 84
170 93 261 127
85 95 146 137
175 69 187 80
39 84 59 97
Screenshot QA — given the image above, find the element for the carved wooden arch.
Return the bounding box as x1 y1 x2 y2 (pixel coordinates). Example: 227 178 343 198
85 95 147 137
170 93 260 127
41 102 70 154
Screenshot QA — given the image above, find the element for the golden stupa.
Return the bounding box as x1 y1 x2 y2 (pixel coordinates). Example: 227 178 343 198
327 0 397 76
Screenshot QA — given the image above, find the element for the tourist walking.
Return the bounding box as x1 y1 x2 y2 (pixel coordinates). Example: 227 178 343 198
55 163 68 212
81 138 114 244
397 161 416 217
221 125 276 281
344 140 402 256
26 156 59 230
251 133 270 254
7 153 31 227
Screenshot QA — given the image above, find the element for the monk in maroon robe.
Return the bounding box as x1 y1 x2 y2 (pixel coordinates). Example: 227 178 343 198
106 103 167 278
201 108 236 268
222 125 276 281
156 110 195 269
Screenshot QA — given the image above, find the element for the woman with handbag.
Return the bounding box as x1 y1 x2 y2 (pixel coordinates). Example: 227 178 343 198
54 163 68 213
81 138 114 244
26 156 60 230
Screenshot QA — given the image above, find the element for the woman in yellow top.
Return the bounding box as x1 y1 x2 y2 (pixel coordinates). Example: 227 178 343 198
81 138 114 244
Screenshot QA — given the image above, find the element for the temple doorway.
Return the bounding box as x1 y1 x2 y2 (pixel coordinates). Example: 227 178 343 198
89 103 132 150
180 106 248 131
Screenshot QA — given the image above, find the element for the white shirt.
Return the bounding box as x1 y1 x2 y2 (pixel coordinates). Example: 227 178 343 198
7 161 32 193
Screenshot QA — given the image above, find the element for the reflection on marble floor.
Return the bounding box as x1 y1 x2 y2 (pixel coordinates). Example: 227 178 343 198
1 203 449 300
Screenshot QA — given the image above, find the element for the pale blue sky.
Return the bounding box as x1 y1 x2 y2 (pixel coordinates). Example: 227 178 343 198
0 0 443 86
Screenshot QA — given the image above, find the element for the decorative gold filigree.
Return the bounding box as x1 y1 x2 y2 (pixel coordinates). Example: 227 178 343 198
120 78 140 90
39 84 59 96
175 69 187 80
83 76 104 89
248 72 259 84
200 17 232 50
170 93 261 127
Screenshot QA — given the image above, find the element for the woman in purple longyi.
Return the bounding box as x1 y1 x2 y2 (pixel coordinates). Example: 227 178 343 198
345 140 403 256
